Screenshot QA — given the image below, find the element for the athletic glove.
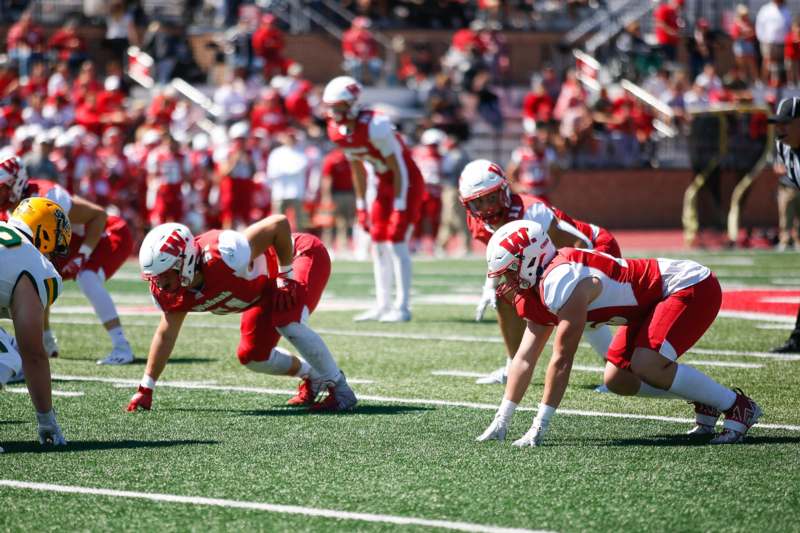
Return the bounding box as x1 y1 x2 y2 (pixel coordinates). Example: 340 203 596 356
36 409 67 446
127 385 153 411
475 281 497 322
512 419 549 447
274 276 299 312
356 208 369 231
61 252 88 279
476 414 508 442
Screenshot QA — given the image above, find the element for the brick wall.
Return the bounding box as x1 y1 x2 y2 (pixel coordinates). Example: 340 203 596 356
550 168 778 229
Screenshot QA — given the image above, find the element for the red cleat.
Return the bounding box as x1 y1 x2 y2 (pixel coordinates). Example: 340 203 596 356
687 402 720 435
286 378 314 406
310 373 357 412
710 389 762 444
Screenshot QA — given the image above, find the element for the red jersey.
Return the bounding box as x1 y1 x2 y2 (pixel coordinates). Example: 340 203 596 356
326 109 422 197
151 229 279 315
467 193 597 247
411 144 444 195
321 150 353 192
528 248 709 328
510 146 557 197
653 4 679 46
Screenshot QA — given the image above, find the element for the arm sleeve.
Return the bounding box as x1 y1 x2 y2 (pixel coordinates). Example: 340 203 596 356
217 230 253 274
368 115 401 157
541 263 590 313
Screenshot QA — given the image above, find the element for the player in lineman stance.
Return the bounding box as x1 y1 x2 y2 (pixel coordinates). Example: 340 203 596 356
461 159 620 385
0 154 135 364
768 97 800 353
322 76 424 322
0 198 71 449
126 214 357 412
477 220 762 446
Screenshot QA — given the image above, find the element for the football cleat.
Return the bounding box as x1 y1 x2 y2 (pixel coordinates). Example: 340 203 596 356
475 366 507 385
353 307 388 322
43 331 59 358
710 389 762 444
378 308 411 323
97 343 135 365
311 372 357 412
7 366 24 384
687 402 720 435
770 337 800 354
286 378 315 406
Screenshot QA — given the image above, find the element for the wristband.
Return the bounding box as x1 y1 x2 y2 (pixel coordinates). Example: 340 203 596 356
392 197 406 211
78 244 94 257
355 198 366 210
141 374 156 390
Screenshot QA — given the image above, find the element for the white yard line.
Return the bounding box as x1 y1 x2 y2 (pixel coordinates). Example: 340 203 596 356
0 480 547 533
717 310 795 323
51 375 800 432
755 324 793 330
5 388 84 397
44 316 800 361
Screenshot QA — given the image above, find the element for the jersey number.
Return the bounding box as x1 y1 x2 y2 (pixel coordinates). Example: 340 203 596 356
0 225 22 248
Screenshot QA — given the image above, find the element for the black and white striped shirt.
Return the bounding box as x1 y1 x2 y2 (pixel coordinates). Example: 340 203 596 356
776 140 800 189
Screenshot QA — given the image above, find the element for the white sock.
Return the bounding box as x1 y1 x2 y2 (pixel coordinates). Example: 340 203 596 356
390 241 412 311
245 346 314 378
77 270 127 345
636 381 681 399
668 364 737 411
276 322 340 382
584 326 612 363
372 242 394 311
108 326 128 348
0 363 13 385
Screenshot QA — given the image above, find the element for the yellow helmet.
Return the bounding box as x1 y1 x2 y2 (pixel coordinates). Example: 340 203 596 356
9 197 72 255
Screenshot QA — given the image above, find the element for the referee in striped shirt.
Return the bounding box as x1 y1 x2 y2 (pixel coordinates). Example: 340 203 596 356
770 96 800 352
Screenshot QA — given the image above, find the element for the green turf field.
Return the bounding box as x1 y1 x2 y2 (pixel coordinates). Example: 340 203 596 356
2 251 800 532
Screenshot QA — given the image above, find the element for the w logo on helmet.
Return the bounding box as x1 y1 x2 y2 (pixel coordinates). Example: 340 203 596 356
346 83 361 97
159 230 186 258
487 162 505 178
0 157 20 176
499 227 535 256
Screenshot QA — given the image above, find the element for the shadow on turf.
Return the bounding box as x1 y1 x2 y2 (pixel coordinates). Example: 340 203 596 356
54 357 214 365
0 439 219 454
594 434 800 447
162 404 432 417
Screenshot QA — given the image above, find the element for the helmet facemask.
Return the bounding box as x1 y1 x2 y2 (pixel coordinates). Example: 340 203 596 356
463 184 511 226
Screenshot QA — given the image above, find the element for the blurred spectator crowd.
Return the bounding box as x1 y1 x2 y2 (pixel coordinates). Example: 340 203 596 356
0 0 795 255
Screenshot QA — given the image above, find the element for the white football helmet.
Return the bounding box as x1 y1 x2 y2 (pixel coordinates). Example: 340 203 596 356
420 128 446 146
0 154 29 206
486 220 555 296
459 159 511 225
322 76 362 124
139 223 200 288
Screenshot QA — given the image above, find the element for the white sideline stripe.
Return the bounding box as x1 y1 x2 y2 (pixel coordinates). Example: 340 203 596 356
756 324 793 330
0 480 547 533
717 310 795 323
688 360 763 369
687 348 800 361
5 387 84 397
51 375 800 432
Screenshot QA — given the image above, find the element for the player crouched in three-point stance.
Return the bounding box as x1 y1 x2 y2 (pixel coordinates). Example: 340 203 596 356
0 198 71 449
460 159 619 385
323 76 424 323
127 215 357 413
477 220 762 446
0 153 135 365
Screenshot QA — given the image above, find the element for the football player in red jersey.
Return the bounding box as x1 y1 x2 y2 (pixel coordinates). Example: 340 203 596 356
126 214 357 413
460 159 619 385
477 220 762 446
0 153 135 365
322 76 424 322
